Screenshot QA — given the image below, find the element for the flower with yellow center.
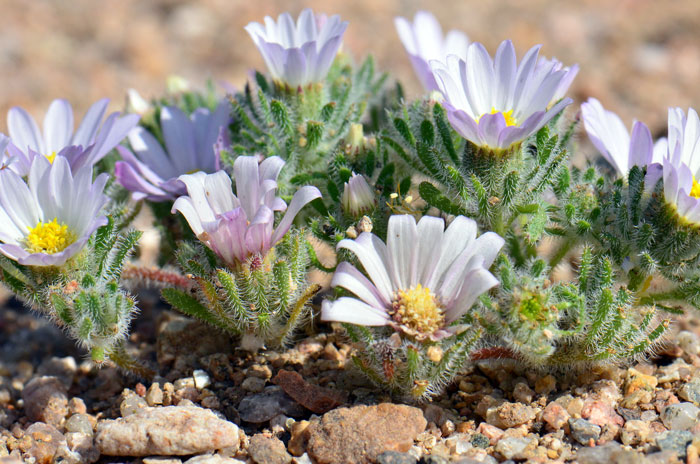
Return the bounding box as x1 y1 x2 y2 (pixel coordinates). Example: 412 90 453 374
661 108 700 225
322 214 504 341
0 156 108 266
429 40 573 151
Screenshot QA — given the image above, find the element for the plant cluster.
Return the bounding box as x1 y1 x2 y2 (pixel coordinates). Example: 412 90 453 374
0 8 696 400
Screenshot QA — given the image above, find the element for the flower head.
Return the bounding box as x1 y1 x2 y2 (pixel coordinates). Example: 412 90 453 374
0 156 108 266
430 40 573 152
661 107 700 224
245 9 348 88
394 11 469 92
581 97 665 178
7 98 139 174
115 102 230 202
341 173 375 217
322 214 504 340
172 155 321 265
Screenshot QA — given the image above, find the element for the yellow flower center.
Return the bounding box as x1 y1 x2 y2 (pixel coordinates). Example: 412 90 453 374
477 108 517 127
391 284 444 336
46 152 57 163
691 176 700 199
25 218 76 254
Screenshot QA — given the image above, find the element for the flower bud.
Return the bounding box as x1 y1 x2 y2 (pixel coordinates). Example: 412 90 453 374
341 173 375 217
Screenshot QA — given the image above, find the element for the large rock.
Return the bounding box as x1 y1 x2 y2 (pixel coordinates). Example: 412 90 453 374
95 406 239 456
306 403 426 464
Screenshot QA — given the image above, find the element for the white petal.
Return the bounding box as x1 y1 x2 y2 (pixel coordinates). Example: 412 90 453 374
386 215 418 290
321 297 390 326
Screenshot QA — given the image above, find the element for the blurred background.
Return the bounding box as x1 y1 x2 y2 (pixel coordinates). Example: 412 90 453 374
0 0 698 139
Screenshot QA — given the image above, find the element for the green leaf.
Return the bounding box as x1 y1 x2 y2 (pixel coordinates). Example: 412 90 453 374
418 182 466 216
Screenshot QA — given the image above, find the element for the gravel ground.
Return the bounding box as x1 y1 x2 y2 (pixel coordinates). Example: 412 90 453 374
2 1 700 463
1 289 700 463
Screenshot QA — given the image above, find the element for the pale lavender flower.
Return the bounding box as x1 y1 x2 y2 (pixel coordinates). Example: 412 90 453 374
115 102 230 202
394 11 469 92
322 214 503 341
581 97 661 175
430 40 573 151
245 9 348 88
172 156 321 265
341 173 375 216
7 98 139 174
661 107 700 224
0 156 108 266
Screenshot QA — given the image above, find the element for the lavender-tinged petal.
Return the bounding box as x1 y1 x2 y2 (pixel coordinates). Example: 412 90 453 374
552 63 578 101
444 105 482 145
496 123 534 149
321 297 390 326
43 99 74 154
0 205 23 243
465 43 495 115
413 11 444 61
394 16 417 55
5 143 32 176
493 40 517 110
233 156 262 219
115 161 169 201
629 121 654 168
259 155 285 183
258 41 287 81
517 70 566 118
278 12 297 48
663 158 680 206
444 30 470 58
72 98 109 147
283 48 307 87
581 98 630 175
161 106 197 173
116 146 167 188
296 8 317 45
0 167 40 231
0 243 28 262
645 163 663 193
84 112 140 167
512 45 542 107
244 205 274 257
172 196 205 236
444 267 500 323
331 262 390 308
8 106 44 154
337 232 393 303
197 170 238 215
409 55 437 92
429 216 476 289
386 215 418 291
415 215 445 287
653 138 668 164
477 111 507 148
128 127 177 179
304 38 326 82
270 185 321 245
431 62 469 111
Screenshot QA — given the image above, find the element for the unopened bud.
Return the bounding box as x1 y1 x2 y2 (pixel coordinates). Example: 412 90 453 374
341 173 375 217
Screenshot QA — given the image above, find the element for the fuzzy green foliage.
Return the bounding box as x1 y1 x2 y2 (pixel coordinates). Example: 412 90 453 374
224 55 387 192
0 207 142 366
163 229 320 348
344 323 482 402
378 98 670 371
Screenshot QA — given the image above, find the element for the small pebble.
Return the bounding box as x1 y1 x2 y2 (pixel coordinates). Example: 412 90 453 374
376 451 417 464
65 413 94 435
495 436 537 460
660 402 700 431
193 370 211 390
568 418 601 445
656 430 693 458
534 375 556 395
241 377 266 393
146 383 164 406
